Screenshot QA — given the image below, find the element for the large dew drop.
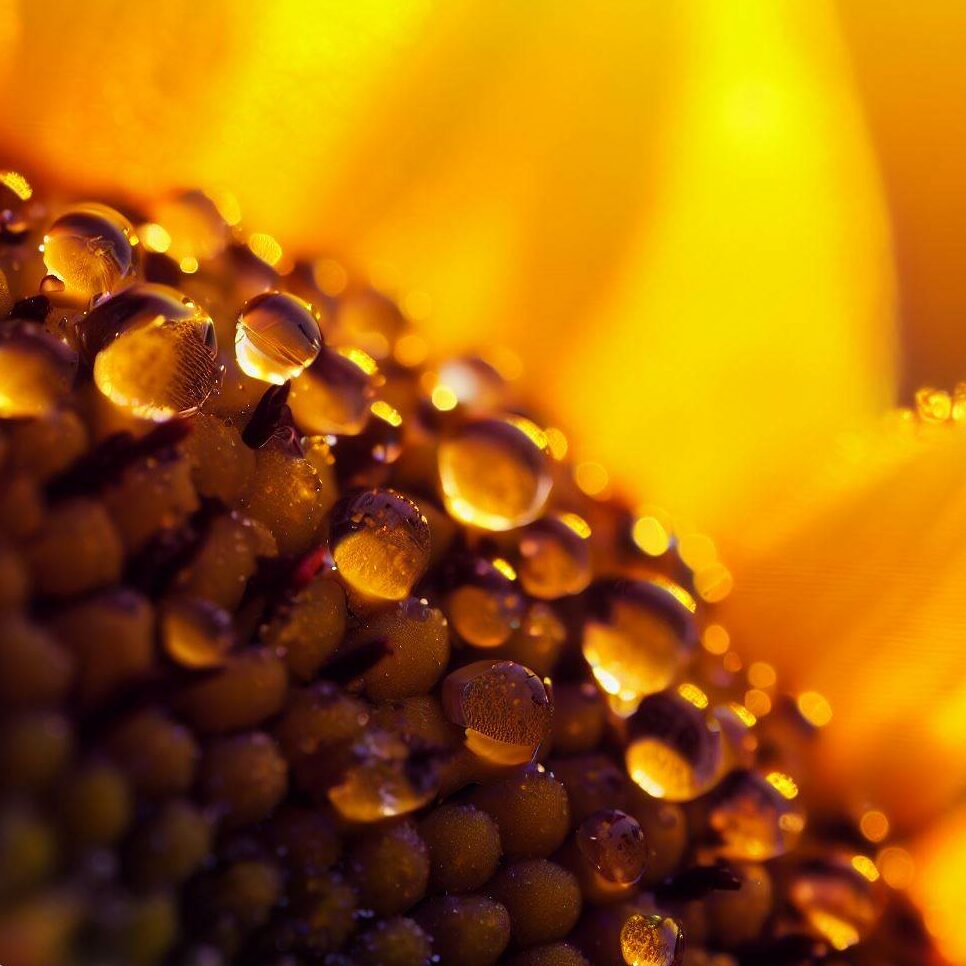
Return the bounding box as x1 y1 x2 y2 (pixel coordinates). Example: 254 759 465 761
620 914 684 966
583 577 698 714
234 290 322 385
329 488 431 602
43 202 137 303
442 659 552 766
80 283 218 420
438 416 552 531
625 689 723 802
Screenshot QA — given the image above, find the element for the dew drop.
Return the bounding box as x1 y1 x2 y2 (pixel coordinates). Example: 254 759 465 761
442 659 552 766
576 809 647 886
706 769 805 861
445 556 525 648
518 513 592 599
328 730 438 823
620 914 684 966
625 690 723 802
42 203 136 303
788 857 879 951
80 283 218 420
329 488 431 602
234 291 322 385
584 578 698 714
438 416 551 531
289 345 378 435
0 323 76 418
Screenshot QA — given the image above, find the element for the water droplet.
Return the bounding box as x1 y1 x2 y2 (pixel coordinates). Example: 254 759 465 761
442 659 552 766
789 857 879 951
518 513 592 599
289 345 378 435
80 283 218 420
706 769 805 861
433 355 507 412
329 488 431 602
335 289 405 360
438 416 551 531
625 690 723 802
620 914 684 966
577 809 647 885
42 203 136 303
328 730 438 822
151 189 229 262
584 578 698 714
0 323 76 418
445 556 525 648
328 402 404 488
161 597 235 669
235 291 322 384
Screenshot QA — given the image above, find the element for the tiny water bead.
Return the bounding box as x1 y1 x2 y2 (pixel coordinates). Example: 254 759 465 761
79 283 218 420
234 291 322 384
625 690 724 802
620 914 684 966
584 578 698 714
289 344 378 435
42 202 137 303
330 488 431 602
442 660 552 766
577 809 648 885
438 416 552 531
0 323 77 418
518 513 592 599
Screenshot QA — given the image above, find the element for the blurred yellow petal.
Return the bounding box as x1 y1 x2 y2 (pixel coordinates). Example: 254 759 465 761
725 419 966 830
838 0 966 395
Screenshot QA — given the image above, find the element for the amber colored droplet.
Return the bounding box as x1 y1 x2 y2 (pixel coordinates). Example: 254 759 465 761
235 291 322 384
0 323 76 418
151 189 229 262
788 859 878 952
335 288 406 360
330 488 431 602
577 809 648 885
327 730 438 822
442 660 552 766
289 345 378 435
438 416 552 531
706 769 805 861
446 556 525 648
435 355 507 411
625 691 723 802
42 203 136 303
160 597 235 669
583 578 698 714
620 914 684 966
80 283 218 420
502 603 567 677
518 514 592 599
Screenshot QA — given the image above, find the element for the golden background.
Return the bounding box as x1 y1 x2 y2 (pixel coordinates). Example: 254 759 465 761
1 0 966 958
